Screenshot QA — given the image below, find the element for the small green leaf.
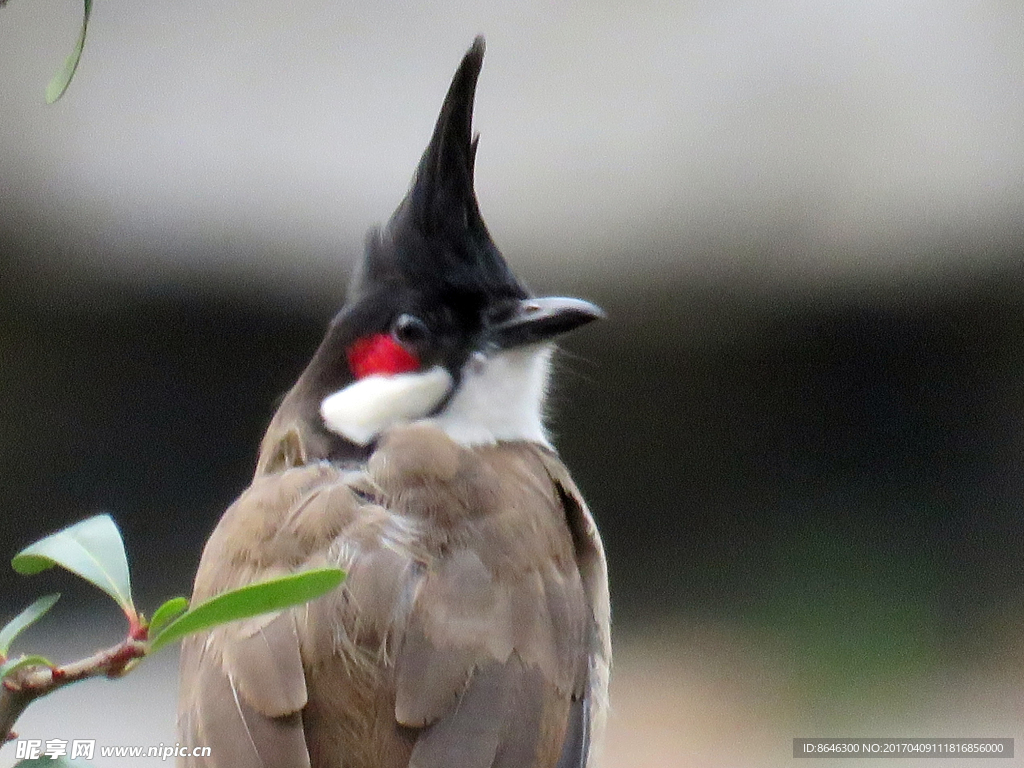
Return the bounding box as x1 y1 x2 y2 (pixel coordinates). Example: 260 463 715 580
45 0 93 103
0 594 60 656
147 596 188 639
149 568 344 652
0 654 54 680
13 515 134 615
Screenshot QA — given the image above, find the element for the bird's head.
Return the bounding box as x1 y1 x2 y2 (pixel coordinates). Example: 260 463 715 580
263 37 602 469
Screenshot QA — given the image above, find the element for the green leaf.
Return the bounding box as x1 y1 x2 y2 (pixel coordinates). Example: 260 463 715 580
45 0 93 103
149 567 344 652
0 594 60 656
12 514 134 615
0 654 54 680
147 596 188 639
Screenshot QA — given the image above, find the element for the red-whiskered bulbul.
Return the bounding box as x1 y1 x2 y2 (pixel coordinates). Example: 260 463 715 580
177 37 610 768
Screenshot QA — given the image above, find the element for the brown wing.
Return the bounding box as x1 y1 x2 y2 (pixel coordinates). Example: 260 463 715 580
178 424 609 768
363 426 602 768
537 449 612 768
177 462 355 768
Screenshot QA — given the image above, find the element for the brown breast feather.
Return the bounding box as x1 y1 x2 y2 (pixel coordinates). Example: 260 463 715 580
178 423 608 768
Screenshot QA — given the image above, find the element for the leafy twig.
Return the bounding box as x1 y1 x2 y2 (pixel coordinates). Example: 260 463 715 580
0 513 345 752
0 636 146 742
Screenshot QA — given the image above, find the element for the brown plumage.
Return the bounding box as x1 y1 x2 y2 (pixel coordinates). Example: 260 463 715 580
177 36 610 768
178 424 610 768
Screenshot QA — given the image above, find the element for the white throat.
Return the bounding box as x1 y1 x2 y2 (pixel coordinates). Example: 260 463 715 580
319 344 553 448
430 343 553 447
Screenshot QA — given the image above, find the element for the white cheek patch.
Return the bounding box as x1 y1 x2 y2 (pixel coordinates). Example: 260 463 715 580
320 366 453 446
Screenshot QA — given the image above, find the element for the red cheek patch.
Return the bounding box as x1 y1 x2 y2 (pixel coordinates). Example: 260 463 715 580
347 334 420 379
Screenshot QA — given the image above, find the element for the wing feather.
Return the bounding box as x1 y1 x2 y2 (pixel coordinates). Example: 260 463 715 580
180 632 311 768
179 425 610 768
367 428 600 768
407 660 513 768
220 611 306 716
537 449 612 768
178 463 356 768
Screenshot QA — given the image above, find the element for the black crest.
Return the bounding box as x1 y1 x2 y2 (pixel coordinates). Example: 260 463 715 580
349 37 528 306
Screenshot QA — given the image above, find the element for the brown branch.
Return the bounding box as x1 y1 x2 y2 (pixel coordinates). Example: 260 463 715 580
0 636 147 745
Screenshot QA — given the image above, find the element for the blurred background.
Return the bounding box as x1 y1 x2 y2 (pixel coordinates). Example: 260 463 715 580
2 1 1023 766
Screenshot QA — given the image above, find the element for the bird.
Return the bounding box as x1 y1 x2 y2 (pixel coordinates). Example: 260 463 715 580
177 37 610 768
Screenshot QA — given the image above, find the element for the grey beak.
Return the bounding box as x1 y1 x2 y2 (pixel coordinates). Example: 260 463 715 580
490 297 605 349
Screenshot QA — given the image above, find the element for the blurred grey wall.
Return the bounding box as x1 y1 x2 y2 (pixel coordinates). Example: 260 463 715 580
2 0 1022 298
2 2 1023 766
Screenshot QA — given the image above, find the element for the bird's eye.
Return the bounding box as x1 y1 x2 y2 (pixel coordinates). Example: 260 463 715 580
392 314 431 347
